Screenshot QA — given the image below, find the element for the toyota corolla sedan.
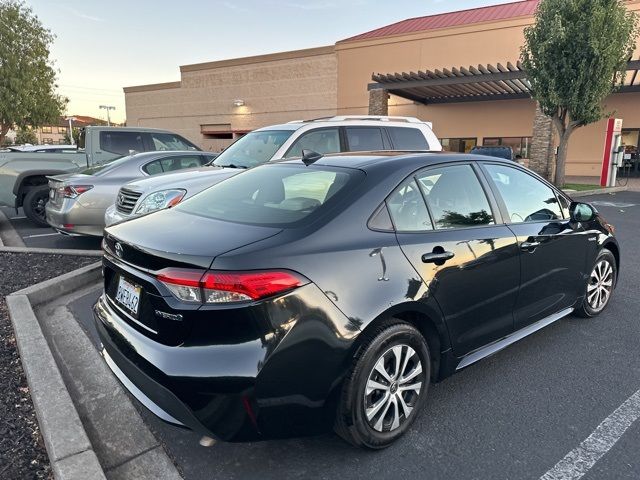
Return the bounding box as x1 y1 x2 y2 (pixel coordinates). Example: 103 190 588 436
94 152 619 449
46 151 217 236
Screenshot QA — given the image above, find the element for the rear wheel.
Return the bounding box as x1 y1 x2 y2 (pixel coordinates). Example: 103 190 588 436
575 249 617 318
335 322 430 449
23 185 50 227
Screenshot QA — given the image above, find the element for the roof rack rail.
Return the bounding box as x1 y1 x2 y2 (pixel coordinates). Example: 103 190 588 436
314 115 425 124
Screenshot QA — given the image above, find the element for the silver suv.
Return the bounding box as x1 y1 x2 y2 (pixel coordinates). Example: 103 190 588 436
105 115 441 226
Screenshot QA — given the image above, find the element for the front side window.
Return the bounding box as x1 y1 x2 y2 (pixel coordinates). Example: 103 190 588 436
388 127 429 150
150 133 198 151
417 164 494 230
345 127 385 152
387 179 433 232
100 131 145 155
177 164 360 227
484 164 562 223
214 130 293 168
284 128 340 158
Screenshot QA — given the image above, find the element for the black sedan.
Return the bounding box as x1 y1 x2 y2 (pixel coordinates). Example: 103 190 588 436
94 152 619 449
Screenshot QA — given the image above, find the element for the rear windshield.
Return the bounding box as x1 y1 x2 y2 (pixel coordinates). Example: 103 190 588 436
176 164 361 227
213 130 294 168
80 155 128 175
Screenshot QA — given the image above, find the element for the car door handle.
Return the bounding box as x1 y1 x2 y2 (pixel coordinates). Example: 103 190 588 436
520 241 541 251
422 251 455 264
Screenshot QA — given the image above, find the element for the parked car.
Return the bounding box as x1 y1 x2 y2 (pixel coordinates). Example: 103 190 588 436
469 145 514 160
104 115 442 226
45 151 217 237
0 126 200 226
94 151 619 448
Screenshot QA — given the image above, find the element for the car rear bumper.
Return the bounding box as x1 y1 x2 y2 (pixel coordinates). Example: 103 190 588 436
46 201 104 237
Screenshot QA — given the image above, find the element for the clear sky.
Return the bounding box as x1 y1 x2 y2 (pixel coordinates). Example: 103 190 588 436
26 0 514 123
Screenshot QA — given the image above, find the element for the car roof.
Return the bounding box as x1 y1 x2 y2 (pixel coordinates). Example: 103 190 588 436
275 151 515 172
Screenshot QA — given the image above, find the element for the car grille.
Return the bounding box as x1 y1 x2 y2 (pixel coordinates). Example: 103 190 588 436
115 187 142 215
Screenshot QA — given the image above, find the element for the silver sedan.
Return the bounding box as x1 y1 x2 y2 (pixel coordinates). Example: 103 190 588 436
45 150 218 236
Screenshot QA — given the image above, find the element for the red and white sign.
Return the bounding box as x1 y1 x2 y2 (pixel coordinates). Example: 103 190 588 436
600 118 623 187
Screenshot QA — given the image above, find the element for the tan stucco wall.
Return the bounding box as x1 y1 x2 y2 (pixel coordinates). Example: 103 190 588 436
125 47 337 151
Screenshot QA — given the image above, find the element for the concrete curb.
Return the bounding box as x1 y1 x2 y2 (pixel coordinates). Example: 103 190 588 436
0 245 103 256
7 285 106 479
564 186 628 198
7 263 183 480
0 207 26 247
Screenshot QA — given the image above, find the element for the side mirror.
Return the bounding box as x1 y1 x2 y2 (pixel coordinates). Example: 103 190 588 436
569 202 596 222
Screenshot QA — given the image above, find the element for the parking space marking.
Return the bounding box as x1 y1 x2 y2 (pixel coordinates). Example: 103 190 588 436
540 388 640 480
10 216 26 220
22 233 60 239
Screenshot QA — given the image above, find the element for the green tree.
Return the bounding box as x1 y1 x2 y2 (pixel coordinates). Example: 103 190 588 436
15 126 37 145
0 1 67 144
521 0 638 186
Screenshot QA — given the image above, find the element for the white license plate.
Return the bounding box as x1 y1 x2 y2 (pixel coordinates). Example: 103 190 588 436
115 276 141 316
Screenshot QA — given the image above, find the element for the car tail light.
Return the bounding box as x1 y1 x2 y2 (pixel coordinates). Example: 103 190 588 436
156 269 305 304
60 185 93 198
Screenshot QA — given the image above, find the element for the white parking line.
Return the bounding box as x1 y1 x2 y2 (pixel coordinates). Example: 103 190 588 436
10 216 26 220
23 233 60 239
540 388 640 480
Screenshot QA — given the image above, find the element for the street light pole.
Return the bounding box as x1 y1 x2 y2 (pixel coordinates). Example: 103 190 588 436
99 105 116 127
65 116 77 145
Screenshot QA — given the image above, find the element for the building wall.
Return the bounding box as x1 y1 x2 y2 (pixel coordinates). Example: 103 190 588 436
125 47 337 151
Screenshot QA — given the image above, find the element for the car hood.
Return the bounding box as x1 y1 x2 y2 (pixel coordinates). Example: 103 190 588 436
122 166 241 196
105 208 283 270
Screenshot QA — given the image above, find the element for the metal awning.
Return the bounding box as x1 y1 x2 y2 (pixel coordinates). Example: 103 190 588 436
369 60 640 105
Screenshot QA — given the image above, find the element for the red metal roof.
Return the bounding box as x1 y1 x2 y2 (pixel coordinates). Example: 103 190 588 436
340 0 539 43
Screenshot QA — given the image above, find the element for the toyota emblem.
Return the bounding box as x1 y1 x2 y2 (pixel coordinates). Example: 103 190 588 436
117 194 125 206
114 242 124 258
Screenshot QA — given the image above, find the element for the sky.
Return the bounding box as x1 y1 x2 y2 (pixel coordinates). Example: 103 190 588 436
26 0 514 123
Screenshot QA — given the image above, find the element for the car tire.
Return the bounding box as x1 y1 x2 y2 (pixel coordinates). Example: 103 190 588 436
574 248 617 318
23 185 51 227
335 321 430 449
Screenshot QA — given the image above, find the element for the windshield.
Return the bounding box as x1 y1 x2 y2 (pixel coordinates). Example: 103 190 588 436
80 155 127 175
213 130 294 169
176 164 361 227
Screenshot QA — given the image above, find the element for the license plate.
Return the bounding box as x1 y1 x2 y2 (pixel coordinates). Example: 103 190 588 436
114 276 141 316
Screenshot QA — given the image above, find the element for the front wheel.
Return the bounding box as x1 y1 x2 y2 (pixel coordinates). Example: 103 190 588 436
575 249 617 318
335 322 430 449
23 185 51 227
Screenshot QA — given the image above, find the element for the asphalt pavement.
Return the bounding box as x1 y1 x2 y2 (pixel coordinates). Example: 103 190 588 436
0 206 102 250
67 191 640 480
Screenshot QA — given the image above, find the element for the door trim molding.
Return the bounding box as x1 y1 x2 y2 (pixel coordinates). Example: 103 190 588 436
456 307 574 370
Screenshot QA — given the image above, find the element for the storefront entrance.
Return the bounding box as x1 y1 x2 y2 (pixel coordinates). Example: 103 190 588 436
620 129 640 177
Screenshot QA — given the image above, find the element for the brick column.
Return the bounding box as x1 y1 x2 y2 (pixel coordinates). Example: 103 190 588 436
369 88 389 116
529 103 556 181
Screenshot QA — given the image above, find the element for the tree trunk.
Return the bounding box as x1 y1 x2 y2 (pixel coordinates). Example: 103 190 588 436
555 132 571 188
0 124 9 145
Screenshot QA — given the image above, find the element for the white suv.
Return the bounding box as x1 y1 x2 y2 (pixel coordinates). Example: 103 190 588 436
105 116 441 226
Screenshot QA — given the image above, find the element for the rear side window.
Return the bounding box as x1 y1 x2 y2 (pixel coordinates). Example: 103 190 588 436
100 132 145 155
345 127 386 152
388 127 429 150
484 164 562 223
387 179 433 232
150 133 198 151
143 155 206 175
176 165 360 227
284 128 340 158
417 165 495 230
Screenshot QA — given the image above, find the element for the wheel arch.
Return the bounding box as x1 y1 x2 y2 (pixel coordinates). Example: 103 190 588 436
352 301 452 383
13 171 66 207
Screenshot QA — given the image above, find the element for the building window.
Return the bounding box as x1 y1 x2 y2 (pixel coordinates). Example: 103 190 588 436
58 139 67 145
483 137 532 159
42 138 53 144
58 126 67 135
41 126 52 134
440 138 477 153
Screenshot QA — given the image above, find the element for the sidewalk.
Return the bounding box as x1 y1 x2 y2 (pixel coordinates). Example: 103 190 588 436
566 176 640 191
